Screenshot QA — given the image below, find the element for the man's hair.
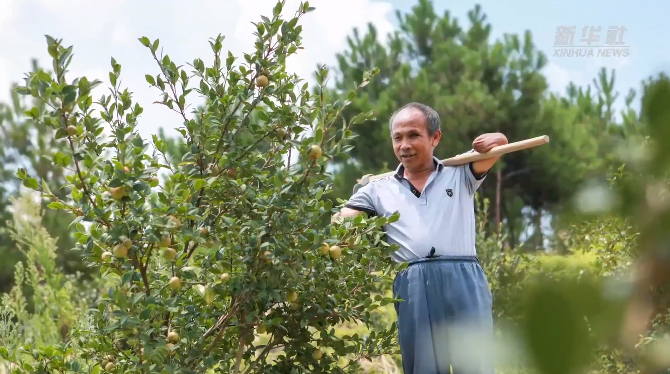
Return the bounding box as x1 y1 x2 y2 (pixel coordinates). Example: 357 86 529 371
388 102 441 136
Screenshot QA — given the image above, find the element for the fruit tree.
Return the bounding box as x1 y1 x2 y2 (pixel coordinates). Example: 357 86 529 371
6 1 400 373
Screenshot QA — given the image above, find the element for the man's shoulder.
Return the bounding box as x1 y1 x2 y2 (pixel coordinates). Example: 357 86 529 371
371 175 396 183
367 175 399 190
352 175 397 195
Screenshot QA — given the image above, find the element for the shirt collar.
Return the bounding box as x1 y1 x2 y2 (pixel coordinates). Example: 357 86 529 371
394 156 443 180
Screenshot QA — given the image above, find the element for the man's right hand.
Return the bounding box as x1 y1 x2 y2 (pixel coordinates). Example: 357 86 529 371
331 207 363 224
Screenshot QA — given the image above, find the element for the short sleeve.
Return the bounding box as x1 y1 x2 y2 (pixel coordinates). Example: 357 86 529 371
345 182 378 217
456 149 487 195
464 163 487 194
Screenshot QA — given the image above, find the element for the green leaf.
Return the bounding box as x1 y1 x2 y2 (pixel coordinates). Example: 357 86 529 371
23 177 39 190
139 308 151 320
15 86 31 95
522 279 594 374
314 128 323 144
194 179 205 191
25 106 39 119
145 74 156 85
63 85 78 105
47 201 64 210
139 36 151 47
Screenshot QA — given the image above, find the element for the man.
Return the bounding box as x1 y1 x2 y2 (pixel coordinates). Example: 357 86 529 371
332 102 508 374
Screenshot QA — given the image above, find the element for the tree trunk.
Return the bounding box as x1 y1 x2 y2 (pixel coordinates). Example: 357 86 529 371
502 198 515 250
495 168 502 233
535 208 544 251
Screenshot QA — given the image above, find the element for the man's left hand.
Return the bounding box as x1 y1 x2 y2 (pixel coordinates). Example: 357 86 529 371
472 133 508 153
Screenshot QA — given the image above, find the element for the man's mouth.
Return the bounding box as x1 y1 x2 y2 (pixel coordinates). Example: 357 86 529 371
401 153 416 159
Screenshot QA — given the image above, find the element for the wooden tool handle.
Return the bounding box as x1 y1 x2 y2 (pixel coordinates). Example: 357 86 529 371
363 135 550 183
442 135 550 165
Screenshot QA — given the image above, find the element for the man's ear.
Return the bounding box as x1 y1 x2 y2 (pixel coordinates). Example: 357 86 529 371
431 129 441 147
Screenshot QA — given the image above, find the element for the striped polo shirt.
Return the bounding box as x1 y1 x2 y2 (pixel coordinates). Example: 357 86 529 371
345 156 487 263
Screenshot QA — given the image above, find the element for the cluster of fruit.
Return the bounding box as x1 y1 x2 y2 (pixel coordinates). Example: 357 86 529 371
318 243 342 260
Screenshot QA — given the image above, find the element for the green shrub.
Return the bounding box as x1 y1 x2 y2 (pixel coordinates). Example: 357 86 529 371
3 2 404 373
0 191 98 372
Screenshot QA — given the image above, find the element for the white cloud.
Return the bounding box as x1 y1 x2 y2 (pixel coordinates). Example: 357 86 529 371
112 23 132 46
0 0 17 33
0 0 394 143
542 62 583 95
587 50 631 72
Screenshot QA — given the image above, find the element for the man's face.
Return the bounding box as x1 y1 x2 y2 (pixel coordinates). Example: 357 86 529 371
391 108 441 171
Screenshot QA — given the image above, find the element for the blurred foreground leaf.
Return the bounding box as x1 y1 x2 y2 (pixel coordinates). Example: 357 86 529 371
522 273 628 374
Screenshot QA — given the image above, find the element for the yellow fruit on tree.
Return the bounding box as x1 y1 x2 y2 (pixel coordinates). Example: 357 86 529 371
220 273 230 282
102 251 113 262
104 362 115 371
167 331 179 343
168 276 182 290
159 236 171 247
256 75 269 87
313 349 323 360
123 166 130 174
329 245 342 259
257 324 267 334
113 244 128 258
122 238 133 249
109 187 126 201
163 247 177 261
226 168 236 178
319 243 330 256
308 144 322 160
66 125 77 136
286 291 298 303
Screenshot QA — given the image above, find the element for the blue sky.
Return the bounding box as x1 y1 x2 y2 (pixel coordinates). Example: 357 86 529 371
388 0 668 113
0 0 665 138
